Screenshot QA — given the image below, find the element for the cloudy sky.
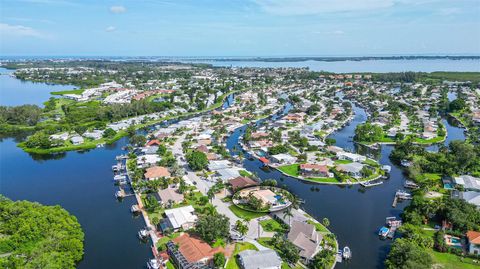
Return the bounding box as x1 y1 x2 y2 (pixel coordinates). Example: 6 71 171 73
1 0 479 56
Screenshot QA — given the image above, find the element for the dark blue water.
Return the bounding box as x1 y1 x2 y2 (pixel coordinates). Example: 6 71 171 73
225 97 467 268
0 67 77 106
183 59 480 73
0 136 152 269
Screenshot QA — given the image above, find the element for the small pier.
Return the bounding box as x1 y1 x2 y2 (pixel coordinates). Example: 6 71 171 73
392 190 412 207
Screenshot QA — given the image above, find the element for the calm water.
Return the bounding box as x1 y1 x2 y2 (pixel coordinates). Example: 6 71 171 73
185 59 480 73
0 67 76 106
0 62 470 269
225 101 466 268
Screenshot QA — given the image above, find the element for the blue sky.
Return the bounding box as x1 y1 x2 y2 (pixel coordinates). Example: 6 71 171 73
1 0 479 56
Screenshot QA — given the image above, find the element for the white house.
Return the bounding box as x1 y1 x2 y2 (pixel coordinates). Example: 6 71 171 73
164 205 197 231
70 136 84 145
270 153 297 164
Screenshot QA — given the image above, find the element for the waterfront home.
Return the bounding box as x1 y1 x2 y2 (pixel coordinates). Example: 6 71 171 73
70 135 84 145
251 132 269 139
83 130 104 140
336 152 366 163
137 154 162 167
49 132 69 141
172 234 224 267
459 191 480 208
454 175 480 192
299 164 330 178
270 153 297 164
238 249 282 269
140 146 159 155
157 188 184 206
229 176 259 191
163 205 197 231
144 166 171 180
336 162 364 178
467 231 480 255
287 220 322 262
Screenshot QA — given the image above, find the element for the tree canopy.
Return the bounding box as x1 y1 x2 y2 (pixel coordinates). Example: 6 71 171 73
0 196 84 269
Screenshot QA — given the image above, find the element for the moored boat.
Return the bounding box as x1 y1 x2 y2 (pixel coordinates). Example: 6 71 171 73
147 259 160 269
378 226 390 238
342 246 352 260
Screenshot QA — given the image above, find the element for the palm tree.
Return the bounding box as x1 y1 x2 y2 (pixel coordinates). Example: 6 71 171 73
204 204 217 216
207 189 215 203
322 217 330 228
283 208 294 226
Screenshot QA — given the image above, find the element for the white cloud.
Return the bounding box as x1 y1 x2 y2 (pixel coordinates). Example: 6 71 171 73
253 0 394 15
105 26 116 32
110 5 127 14
0 23 45 38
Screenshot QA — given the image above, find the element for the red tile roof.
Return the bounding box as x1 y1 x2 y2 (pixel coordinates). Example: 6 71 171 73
467 231 480 244
259 157 270 164
146 139 161 146
173 234 224 263
300 164 329 173
144 166 171 179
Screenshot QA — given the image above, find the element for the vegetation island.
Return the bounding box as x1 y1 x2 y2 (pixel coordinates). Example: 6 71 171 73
0 196 84 269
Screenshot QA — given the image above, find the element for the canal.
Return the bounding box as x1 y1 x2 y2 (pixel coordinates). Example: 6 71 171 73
225 99 466 268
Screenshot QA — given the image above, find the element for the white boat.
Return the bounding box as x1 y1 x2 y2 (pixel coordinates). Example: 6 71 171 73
138 229 148 240
400 160 412 167
131 205 139 213
147 259 160 269
342 246 352 260
381 165 392 173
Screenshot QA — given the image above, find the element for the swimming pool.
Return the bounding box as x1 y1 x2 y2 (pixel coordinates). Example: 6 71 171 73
274 195 286 204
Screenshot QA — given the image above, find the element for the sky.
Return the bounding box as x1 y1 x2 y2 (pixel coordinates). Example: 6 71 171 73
0 0 479 56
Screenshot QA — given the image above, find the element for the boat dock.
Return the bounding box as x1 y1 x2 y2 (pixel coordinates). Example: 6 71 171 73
392 190 412 207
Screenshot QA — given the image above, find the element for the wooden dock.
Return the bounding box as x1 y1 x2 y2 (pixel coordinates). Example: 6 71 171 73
392 195 398 207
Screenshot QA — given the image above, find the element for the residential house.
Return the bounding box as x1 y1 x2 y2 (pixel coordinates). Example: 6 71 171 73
337 162 365 178
164 205 197 231
336 152 366 162
467 231 480 255
137 154 162 167
454 175 480 192
299 164 329 178
144 166 171 180
70 135 84 145
287 220 322 262
229 176 259 191
238 249 282 269
158 188 184 206
168 234 224 268
270 153 297 164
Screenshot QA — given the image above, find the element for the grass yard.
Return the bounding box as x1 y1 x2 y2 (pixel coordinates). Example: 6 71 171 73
156 232 181 250
229 205 267 220
428 250 480 269
307 220 330 233
260 219 287 233
166 260 175 269
277 164 299 177
225 242 258 269
334 159 353 164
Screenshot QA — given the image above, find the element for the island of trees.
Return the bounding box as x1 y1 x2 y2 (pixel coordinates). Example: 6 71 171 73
0 196 84 269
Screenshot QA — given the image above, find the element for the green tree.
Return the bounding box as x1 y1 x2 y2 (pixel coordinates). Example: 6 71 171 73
195 214 230 243
103 128 116 138
385 238 432 269
25 132 52 149
213 252 225 268
186 150 208 171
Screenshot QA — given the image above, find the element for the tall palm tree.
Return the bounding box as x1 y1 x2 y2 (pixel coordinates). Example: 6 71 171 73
283 208 294 226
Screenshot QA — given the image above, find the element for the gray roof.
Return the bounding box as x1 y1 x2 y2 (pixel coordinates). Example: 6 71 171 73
287 220 321 259
462 191 480 207
238 249 282 269
455 175 480 191
337 162 364 173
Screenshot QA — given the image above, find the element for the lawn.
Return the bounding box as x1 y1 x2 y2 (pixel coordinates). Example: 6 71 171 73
307 220 330 233
229 205 267 220
428 250 480 269
225 242 258 269
166 260 175 269
260 219 286 233
277 164 299 177
334 159 353 164
156 232 181 250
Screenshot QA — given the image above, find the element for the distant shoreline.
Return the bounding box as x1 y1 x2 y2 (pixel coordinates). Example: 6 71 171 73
1 55 480 63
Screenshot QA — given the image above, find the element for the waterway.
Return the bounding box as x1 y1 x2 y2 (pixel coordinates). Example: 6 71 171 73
184 59 480 73
225 99 467 268
0 70 238 268
0 67 77 106
0 64 468 269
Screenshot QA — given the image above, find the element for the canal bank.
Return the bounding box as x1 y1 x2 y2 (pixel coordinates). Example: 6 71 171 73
225 95 467 268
